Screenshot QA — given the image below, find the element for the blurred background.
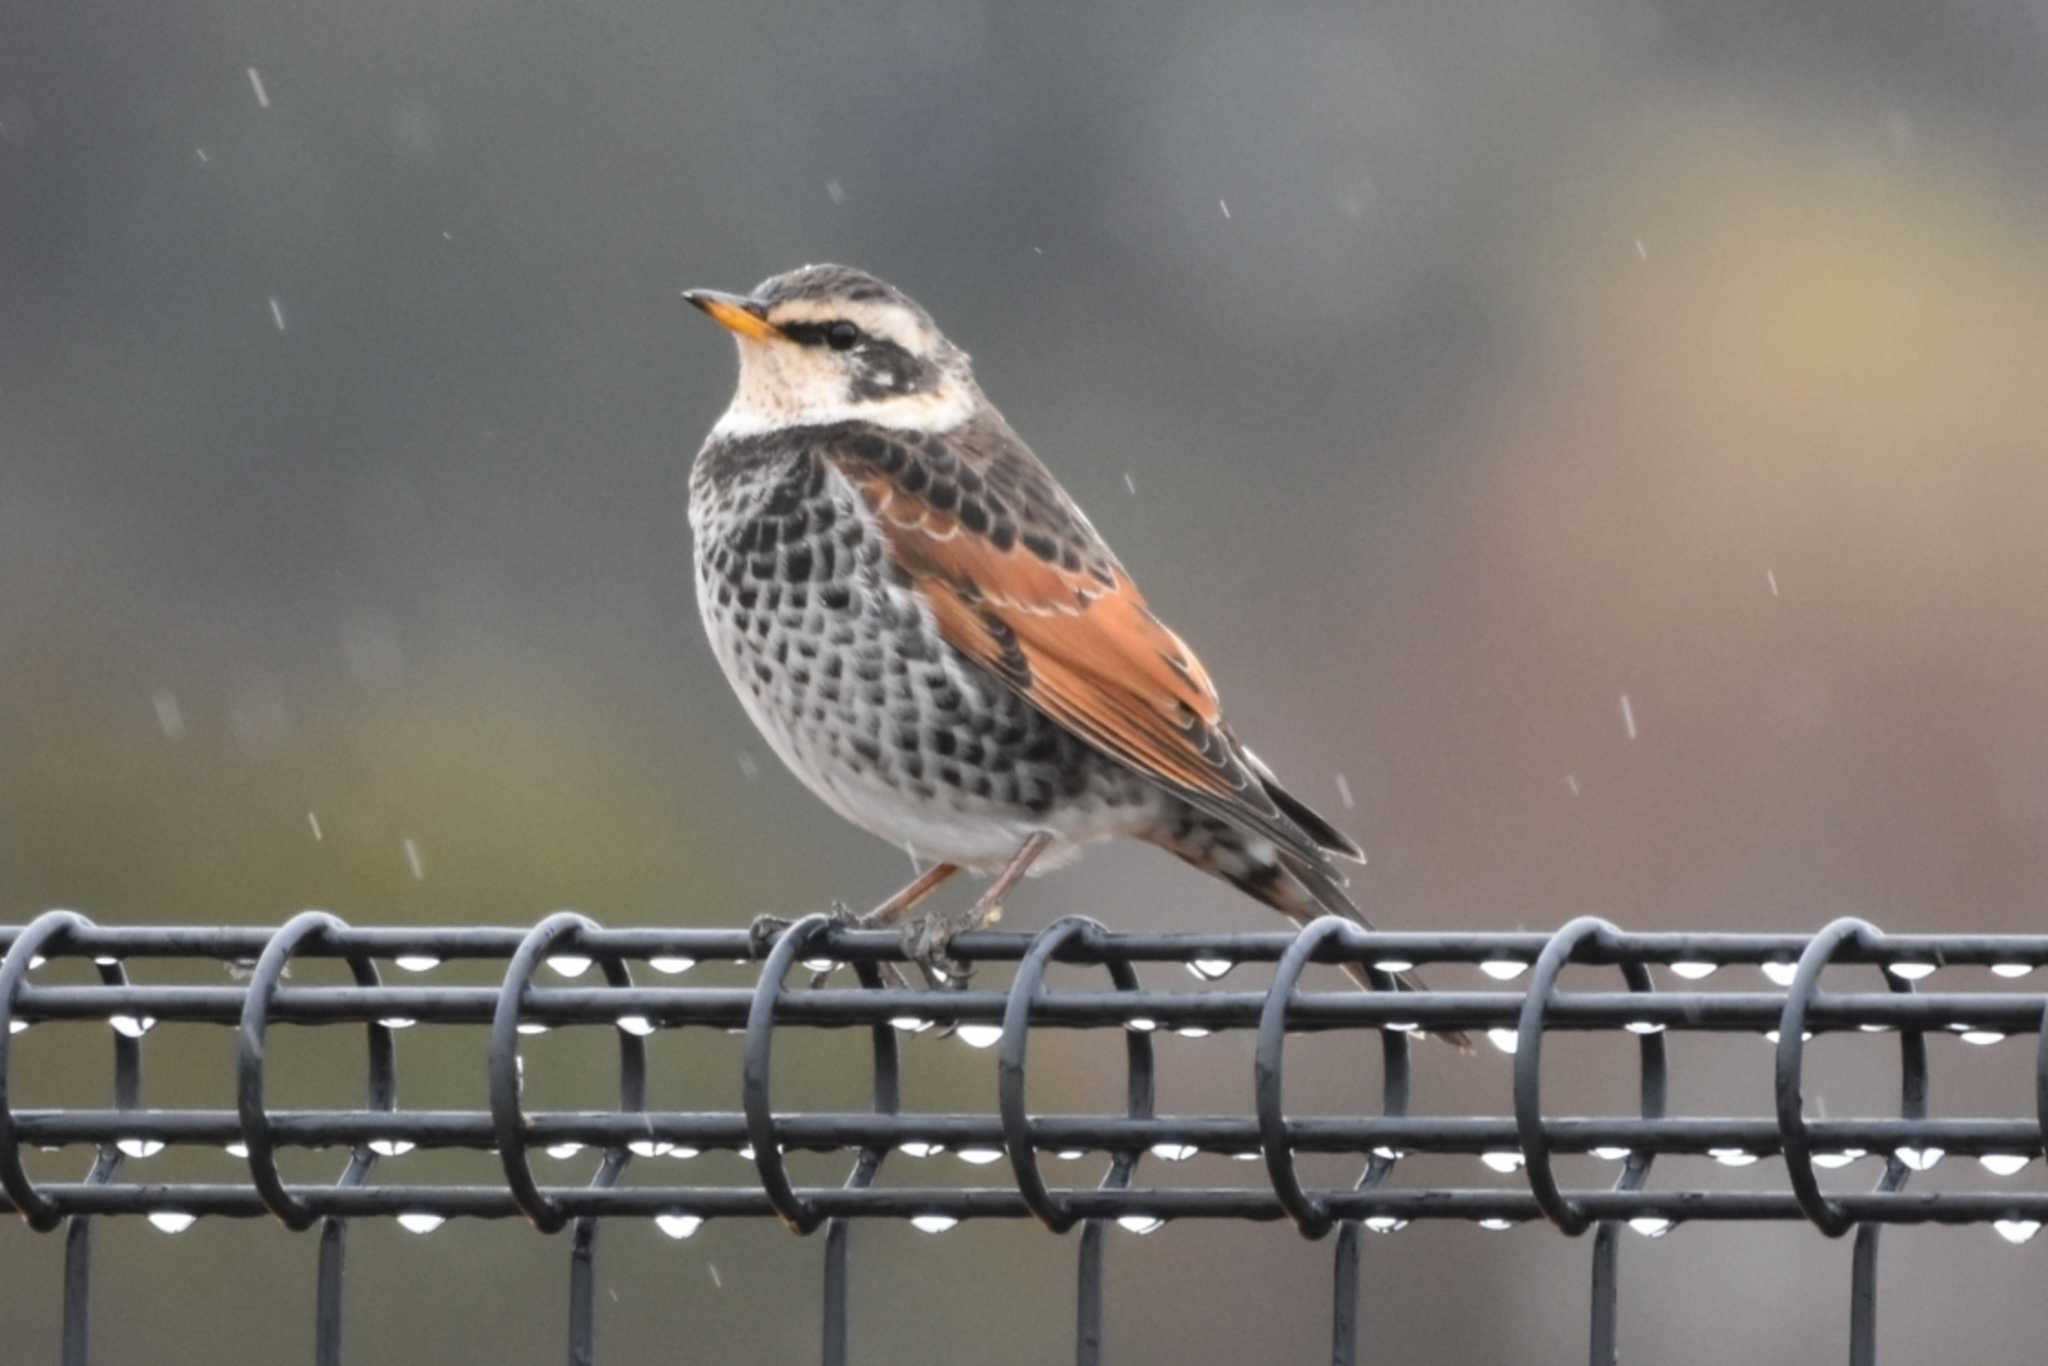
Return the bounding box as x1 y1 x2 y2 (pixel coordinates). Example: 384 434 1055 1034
4 0 2048 1360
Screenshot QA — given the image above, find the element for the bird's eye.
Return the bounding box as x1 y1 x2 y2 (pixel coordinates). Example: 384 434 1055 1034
826 321 860 351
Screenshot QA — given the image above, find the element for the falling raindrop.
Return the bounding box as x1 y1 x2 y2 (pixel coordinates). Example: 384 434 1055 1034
1886 962 1936 981
1186 958 1235 981
1479 960 1528 981
955 1024 1003 1049
1993 1219 2041 1246
152 689 186 741
1979 1154 2031 1177
1479 1152 1524 1174
1628 1217 1671 1238
1619 693 1638 740
369 1139 415 1157
910 1214 959 1234
110 1016 156 1039
1150 1143 1198 1162
1669 961 1717 980
955 1148 1003 1165
649 956 696 975
396 1212 445 1234
1116 1215 1164 1235
1217 198 1231 220
1486 1029 1518 1055
616 1016 656 1037
147 1212 197 1234
117 1138 165 1158
549 955 592 978
1334 772 1355 809
306 811 324 842
245 66 271 108
394 955 440 973
656 1214 704 1240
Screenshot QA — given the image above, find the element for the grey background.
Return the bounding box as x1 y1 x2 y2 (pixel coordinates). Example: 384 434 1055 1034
5 0 2048 1361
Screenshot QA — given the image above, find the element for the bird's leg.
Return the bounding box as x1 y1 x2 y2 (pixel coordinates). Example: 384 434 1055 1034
799 863 962 989
902 832 1054 989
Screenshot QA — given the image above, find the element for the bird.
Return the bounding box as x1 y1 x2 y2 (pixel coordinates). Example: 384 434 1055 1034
684 263 1454 1037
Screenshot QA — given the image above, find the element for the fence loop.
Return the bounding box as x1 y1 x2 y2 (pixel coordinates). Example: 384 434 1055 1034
998 916 1154 1233
744 913 834 1234
1512 916 1667 1237
0 910 99 1231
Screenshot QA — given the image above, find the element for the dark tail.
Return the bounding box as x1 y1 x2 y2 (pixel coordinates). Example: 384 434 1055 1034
1143 801 1470 1050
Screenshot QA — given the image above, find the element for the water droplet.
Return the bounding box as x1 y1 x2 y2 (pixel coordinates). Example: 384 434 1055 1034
1709 1149 1759 1167
1624 1021 1665 1035
394 955 440 973
1990 963 2033 979
1175 1026 1212 1039
306 811 324 841
1373 959 1414 974
1230 1150 1264 1162
93 956 118 967
369 1139 414 1156
118 1138 164 1158
1961 1030 2005 1046
1385 1022 1419 1035
245 66 270 108
548 955 592 978
1370 1146 1405 1161
1858 1024 1890 1033
1486 1029 1518 1055
1761 1030 1813 1044
1994 1219 2041 1246
147 1212 197 1234
668 1147 700 1160
1980 1154 2031 1177
546 1143 584 1159
1478 1217 1517 1232
910 1214 958 1234
396 1212 444 1234
1186 958 1235 981
1812 1150 1864 1169
7 1020 26 1035
1479 960 1528 981
1628 1216 1671 1238
1054 1149 1086 1160
377 1017 417 1030
109 1015 156 1039
629 1140 673 1157
802 958 837 975
1887 962 1936 981
955 1024 1003 1049
1591 1147 1631 1162
616 1016 656 1037
1363 1216 1407 1234
223 1142 249 1158
517 1022 550 1036
400 837 425 880
1669 961 1717 980
956 1147 1003 1165
898 1141 943 1158
28 955 46 970
890 1017 934 1034
649 956 696 975
736 1145 755 1160
1618 693 1638 740
1116 1215 1164 1235
1150 1143 1198 1162
1761 962 1798 987
1125 1018 1158 1033
1895 1146 1944 1172
1479 1151 1524 1174
655 1213 703 1239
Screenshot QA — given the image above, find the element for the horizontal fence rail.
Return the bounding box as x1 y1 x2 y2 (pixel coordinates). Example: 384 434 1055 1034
3 910 2047 1365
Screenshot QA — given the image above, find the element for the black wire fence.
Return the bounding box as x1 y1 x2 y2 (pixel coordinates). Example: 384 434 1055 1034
4 909 2047 1365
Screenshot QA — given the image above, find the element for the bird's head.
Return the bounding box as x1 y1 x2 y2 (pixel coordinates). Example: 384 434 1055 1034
686 264 977 438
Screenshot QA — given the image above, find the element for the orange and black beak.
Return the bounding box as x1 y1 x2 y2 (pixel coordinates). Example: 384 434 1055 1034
682 289 783 342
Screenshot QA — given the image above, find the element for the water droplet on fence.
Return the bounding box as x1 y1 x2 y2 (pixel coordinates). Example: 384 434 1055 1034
1373 959 1414 974
369 1139 414 1156
890 1017 934 1034
1175 1026 1212 1039
517 1022 549 1035
1990 963 2033 979
668 1147 700 1160
1624 1021 1666 1035
898 1141 943 1158
109 1015 156 1039
655 1214 703 1239
548 955 592 978
1186 958 1235 981
1980 1154 2031 1176
1364 1216 1407 1234
1993 1219 2041 1246
1116 1215 1164 1235
1886 962 1935 981
1150 1143 1198 1162
7 1020 26 1035
1478 1217 1517 1231
910 1214 959 1234
1591 1147 1631 1162
1895 1146 1945 1172
1230 1150 1263 1162
378 1018 417 1030
649 956 696 975
1486 1029 1518 1055
1857 1024 1890 1033
396 1212 445 1234
1480 960 1528 981
147 1212 197 1234
118 1138 164 1158
28 955 46 970
1960 1030 2005 1046
802 958 837 975
736 1145 755 1160
955 1148 1003 1165
616 1016 656 1037
1371 1146 1406 1161
1761 962 1798 987
1054 1149 1086 1160
1479 1151 1524 1174
1125 1017 1158 1033
223 1142 249 1158
394 955 440 973
1627 1217 1671 1238
1385 1022 1420 1035
1709 1149 1758 1167
546 1143 584 1159
629 1140 674 1157
1812 1150 1865 1169
1761 1030 1813 1044
1669 961 1717 980
955 1024 1003 1049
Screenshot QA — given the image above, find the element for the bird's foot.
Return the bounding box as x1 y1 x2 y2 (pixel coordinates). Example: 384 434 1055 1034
900 910 975 992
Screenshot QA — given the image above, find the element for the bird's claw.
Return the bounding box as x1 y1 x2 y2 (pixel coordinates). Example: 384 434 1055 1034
901 914 972 991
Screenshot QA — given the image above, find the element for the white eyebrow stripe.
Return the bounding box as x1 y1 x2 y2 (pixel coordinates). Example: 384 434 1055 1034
767 298 930 352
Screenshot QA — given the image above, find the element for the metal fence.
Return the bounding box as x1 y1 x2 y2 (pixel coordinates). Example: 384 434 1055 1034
4 909 2046 1365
